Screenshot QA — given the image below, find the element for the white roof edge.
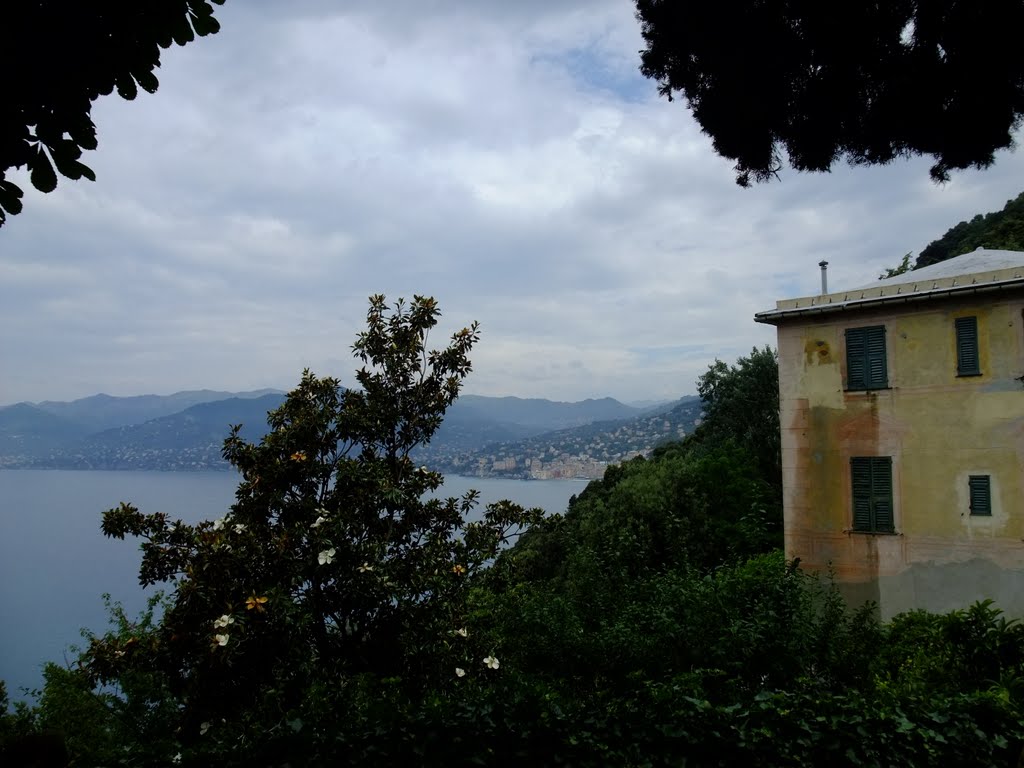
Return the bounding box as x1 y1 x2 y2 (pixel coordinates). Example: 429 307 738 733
756 249 1024 324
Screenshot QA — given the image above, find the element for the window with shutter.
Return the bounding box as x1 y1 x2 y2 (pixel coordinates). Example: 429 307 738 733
968 475 992 516
846 326 887 390
955 316 981 376
850 456 894 532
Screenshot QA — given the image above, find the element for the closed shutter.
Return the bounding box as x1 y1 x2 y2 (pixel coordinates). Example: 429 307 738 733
871 457 894 532
851 457 873 531
846 328 866 390
851 456 894 532
956 317 980 376
969 475 991 515
866 327 888 388
846 326 887 390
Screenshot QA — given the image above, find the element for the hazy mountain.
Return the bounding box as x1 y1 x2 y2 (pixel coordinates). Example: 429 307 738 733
53 394 287 469
426 409 539 453
418 396 704 478
0 403 90 456
451 395 642 431
30 389 284 432
83 394 285 449
0 390 687 472
624 399 674 410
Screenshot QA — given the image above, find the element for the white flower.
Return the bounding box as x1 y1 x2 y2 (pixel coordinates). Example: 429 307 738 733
318 548 336 565
357 562 374 573
455 667 466 678
233 523 246 534
213 614 234 629
173 754 182 764
212 517 226 531
483 655 500 670
214 634 229 647
199 721 211 735
453 628 468 638
311 516 327 529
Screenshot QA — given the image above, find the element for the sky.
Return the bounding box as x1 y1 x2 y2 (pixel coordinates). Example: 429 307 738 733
3 0 1024 407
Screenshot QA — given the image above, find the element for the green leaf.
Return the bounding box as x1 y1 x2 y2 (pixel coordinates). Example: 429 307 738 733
0 180 25 217
192 12 221 36
135 69 159 94
172 16 195 46
29 146 58 193
51 150 96 183
116 74 138 101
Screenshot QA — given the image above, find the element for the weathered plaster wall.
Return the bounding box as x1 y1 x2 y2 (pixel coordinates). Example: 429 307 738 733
777 293 1024 619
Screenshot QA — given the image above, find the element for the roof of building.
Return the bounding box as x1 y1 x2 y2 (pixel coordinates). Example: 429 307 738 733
855 248 1024 289
755 248 1024 325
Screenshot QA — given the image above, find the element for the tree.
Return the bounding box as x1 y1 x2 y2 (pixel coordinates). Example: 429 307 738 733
879 252 914 280
0 1 225 227
78 296 540 763
634 0 1024 186
917 190 1024 267
693 346 781 498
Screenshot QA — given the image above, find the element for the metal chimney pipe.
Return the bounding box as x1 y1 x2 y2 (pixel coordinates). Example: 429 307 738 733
819 260 829 294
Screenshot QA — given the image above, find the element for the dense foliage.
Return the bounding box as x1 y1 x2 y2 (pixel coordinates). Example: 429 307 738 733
635 0 1024 186
0 1 225 227
916 190 1024 268
691 346 781 498
4 309 1024 766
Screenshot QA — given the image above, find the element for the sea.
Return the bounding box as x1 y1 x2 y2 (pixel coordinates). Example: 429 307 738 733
0 470 585 701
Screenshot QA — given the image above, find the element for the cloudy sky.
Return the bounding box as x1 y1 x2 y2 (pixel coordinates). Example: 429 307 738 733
3 1 1024 406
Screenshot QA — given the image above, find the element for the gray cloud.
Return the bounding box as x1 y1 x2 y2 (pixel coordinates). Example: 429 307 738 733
2 1 1023 404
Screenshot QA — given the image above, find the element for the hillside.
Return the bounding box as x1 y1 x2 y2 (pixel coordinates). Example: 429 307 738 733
916 191 1024 268
417 396 703 479
32 389 284 432
451 395 642 430
50 394 287 470
0 390 676 473
0 403 89 457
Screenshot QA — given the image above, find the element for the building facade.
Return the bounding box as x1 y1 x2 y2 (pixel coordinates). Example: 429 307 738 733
756 249 1024 619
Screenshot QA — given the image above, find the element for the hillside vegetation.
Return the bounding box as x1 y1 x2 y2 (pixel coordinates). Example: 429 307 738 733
916 190 1024 268
4 303 1024 767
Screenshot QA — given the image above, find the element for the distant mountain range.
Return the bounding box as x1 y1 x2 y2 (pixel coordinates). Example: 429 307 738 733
0 391 287 470
0 389 700 476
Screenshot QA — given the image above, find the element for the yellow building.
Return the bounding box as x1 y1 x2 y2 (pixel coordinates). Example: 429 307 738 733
755 249 1024 619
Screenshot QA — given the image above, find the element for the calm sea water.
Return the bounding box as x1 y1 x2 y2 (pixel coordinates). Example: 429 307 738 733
0 470 584 701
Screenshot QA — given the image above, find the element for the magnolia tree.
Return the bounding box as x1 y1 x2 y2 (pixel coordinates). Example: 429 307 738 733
82 296 541 762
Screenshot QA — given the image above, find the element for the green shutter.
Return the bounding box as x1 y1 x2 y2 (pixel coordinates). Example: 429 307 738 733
851 456 894 532
956 316 980 376
871 457 894 532
846 326 887 390
846 328 866 389
865 327 888 388
969 475 992 515
851 457 873 531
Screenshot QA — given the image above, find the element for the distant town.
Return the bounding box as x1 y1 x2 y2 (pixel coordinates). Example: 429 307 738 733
418 401 702 480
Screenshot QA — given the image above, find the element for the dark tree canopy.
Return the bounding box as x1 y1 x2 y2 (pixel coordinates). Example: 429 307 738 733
635 0 1024 185
0 1 225 227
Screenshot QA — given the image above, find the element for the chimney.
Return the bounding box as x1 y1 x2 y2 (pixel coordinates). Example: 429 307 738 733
819 260 829 294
